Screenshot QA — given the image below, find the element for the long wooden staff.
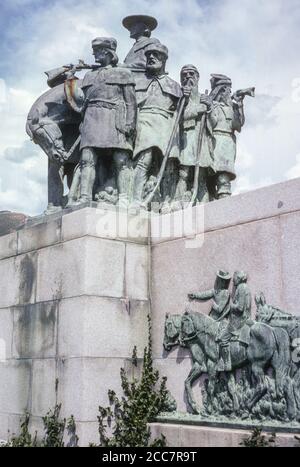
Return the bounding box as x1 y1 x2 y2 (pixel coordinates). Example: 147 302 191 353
142 95 187 208
189 90 209 207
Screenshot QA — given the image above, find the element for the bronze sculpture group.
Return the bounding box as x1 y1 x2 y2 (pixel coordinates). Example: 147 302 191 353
163 271 300 424
26 15 254 215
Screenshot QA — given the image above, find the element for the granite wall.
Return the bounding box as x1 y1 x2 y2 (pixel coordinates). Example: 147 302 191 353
0 207 149 446
150 177 300 414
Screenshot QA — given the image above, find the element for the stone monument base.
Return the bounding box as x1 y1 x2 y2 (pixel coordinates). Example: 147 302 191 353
0 177 300 446
0 205 150 446
150 422 299 447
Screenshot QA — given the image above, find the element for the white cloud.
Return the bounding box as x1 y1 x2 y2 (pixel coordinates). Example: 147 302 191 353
285 154 300 180
1 0 300 215
0 79 7 106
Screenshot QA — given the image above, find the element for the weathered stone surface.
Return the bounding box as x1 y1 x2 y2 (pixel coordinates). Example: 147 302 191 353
0 413 9 441
151 217 282 320
58 296 148 358
280 211 300 314
62 207 149 244
16 252 37 305
153 358 195 412
151 177 300 245
36 237 125 302
17 218 61 254
57 357 125 421
0 308 14 360
0 257 19 308
0 211 27 237
74 421 99 447
62 207 118 242
0 360 31 414
31 359 57 417
151 207 202 245
13 302 57 359
150 423 300 447
125 243 149 300
0 252 38 308
0 232 17 260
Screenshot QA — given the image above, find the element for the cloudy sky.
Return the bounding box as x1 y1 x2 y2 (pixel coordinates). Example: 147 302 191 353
0 0 300 215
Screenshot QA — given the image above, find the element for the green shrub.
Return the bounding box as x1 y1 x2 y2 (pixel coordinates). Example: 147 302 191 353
95 316 168 447
240 428 276 447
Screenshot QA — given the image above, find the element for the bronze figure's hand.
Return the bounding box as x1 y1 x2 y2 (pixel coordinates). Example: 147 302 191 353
200 94 212 109
182 86 192 98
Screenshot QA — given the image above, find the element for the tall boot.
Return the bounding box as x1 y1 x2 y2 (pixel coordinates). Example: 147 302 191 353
217 172 232 199
80 148 97 202
220 345 231 372
132 150 152 207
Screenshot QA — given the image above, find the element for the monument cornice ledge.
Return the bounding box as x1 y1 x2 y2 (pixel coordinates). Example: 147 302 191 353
150 176 300 245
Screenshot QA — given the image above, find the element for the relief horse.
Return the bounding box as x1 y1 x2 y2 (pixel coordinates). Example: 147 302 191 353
256 292 300 416
164 309 297 419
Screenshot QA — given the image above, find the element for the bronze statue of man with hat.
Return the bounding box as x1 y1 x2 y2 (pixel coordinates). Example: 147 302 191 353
188 270 232 321
122 15 160 71
131 42 182 207
66 37 137 206
217 271 252 372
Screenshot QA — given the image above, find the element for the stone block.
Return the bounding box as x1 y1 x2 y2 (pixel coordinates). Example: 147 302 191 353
0 252 38 308
31 359 57 417
74 421 99 447
57 357 125 421
17 218 61 254
0 232 17 260
84 237 125 298
0 257 19 308
150 422 180 447
0 413 9 441
0 211 27 237
125 243 149 300
62 207 118 242
62 207 149 245
150 423 299 447
0 308 14 360
151 177 300 244
58 296 148 359
16 252 37 305
36 237 125 302
153 358 197 412
151 217 282 320
28 415 44 442
280 211 300 314
13 302 57 359
0 360 31 414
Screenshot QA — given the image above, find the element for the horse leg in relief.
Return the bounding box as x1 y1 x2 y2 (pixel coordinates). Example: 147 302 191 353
227 372 239 413
247 362 267 411
48 159 64 209
184 362 203 414
67 164 81 205
271 328 297 420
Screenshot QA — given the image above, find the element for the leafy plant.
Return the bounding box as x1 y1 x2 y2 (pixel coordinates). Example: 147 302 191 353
5 413 38 447
41 403 67 447
240 428 276 447
95 316 168 447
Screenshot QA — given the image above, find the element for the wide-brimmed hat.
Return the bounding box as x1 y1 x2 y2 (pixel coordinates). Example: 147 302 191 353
216 270 231 281
122 15 158 31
